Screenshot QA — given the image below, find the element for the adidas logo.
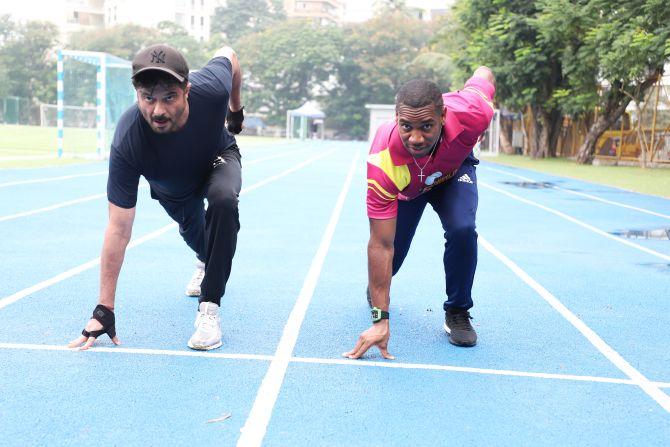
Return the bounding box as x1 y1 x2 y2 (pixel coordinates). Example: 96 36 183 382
457 173 473 184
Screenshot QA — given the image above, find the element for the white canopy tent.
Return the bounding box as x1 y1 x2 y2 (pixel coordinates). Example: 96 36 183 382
286 101 325 139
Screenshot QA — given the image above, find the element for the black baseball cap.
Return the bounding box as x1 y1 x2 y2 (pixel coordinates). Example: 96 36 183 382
132 44 189 83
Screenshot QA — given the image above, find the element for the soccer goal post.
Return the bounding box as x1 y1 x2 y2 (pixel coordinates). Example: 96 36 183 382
56 49 136 159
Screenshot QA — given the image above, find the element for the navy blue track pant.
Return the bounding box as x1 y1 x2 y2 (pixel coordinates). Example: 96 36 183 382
392 162 478 311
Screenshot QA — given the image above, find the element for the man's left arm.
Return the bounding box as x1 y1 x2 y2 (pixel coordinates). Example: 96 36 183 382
455 66 496 144
213 46 244 133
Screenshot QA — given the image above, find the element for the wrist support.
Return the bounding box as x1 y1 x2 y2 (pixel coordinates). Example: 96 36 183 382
226 107 244 134
82 304 116 339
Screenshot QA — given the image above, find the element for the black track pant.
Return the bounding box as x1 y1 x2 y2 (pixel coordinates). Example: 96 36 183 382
158 146 241 305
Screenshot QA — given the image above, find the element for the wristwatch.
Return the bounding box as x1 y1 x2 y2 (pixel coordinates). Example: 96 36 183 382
371 307 389 323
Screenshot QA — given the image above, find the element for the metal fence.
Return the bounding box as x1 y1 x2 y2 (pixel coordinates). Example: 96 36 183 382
0 96 35 125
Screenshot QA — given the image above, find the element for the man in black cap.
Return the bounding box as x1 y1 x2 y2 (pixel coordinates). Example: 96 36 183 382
68 43 244 351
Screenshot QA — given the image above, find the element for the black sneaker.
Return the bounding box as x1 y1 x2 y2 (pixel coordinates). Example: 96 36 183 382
366 286 372 308
444 308 477 347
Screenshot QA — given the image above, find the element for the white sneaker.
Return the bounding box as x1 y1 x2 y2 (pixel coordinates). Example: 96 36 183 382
187 302 222 350
185 260 205 297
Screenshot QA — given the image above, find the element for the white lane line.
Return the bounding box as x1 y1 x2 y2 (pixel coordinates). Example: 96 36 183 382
479 234 670 412
481 165 670 220
237 152 360 447
0 149 339 311
480 181 670 262
241 148 338 194
0 171 107 188
0 149 318 223
0 342 273 361
2 342 670 389
0 183 148 223
244 148 309 166
0 223 176 311
0 193 106 222
291 357 634 385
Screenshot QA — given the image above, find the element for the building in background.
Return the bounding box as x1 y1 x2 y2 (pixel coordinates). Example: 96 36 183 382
343 0 453 23
105 0 216 41
283 0 344 25
0 0 105 39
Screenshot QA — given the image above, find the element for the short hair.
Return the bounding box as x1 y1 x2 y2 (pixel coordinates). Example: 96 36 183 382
395 79 443 115
132 70 188 91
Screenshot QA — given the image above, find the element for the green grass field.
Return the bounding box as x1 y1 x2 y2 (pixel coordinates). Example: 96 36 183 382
487 154 670 199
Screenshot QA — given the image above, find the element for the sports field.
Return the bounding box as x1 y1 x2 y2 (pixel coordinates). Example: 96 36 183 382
1 139 669 446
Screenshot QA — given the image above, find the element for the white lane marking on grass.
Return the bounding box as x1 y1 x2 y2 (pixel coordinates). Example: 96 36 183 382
237 152 360 447
4 342 670 389
0 342 273 361
480 181 670 262
479 234 670 413
481 165 670 220
0 150 338 310
0 171 107 188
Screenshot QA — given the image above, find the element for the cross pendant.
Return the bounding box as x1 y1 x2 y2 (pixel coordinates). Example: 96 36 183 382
418 170 425 182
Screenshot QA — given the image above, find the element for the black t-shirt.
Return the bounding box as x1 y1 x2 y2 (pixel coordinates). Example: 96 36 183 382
107 57 237 208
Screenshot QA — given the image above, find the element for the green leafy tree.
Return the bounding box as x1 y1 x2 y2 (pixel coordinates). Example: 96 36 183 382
157 21 208 68
453 0 565 158
536 0 670 163
324 12 443 139
0 14 15 99
235 20 343 126
211 0 285 45
1 21 59 107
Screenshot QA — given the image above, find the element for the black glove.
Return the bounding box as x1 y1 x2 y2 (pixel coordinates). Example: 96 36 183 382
226 107 244 134
81 304 116 340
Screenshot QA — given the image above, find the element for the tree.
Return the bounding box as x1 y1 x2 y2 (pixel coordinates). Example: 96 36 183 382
452 0 566 158
68 24 160 60
235 20 343 126
1 21 59 107
0 14 15 99
157 21 208 68
324 12 441 139
536 0 670 164
211 0 285 45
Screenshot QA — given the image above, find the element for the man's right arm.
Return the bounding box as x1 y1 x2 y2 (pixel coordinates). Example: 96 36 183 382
367 217 396 312
68 202 135 350
99 203 136 310
343 217 396 360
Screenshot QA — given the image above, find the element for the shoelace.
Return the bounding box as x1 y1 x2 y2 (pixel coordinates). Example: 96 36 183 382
449 311 473 330
197 313 218 331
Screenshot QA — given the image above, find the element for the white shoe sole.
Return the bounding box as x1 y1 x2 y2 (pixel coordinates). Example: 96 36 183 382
187 339 222 350
443 322 451 334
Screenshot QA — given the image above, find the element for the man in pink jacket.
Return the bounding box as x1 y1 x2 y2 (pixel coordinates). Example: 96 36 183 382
345 67 496 359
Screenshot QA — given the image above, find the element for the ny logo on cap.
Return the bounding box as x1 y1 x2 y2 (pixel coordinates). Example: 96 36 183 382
151 50 166 64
